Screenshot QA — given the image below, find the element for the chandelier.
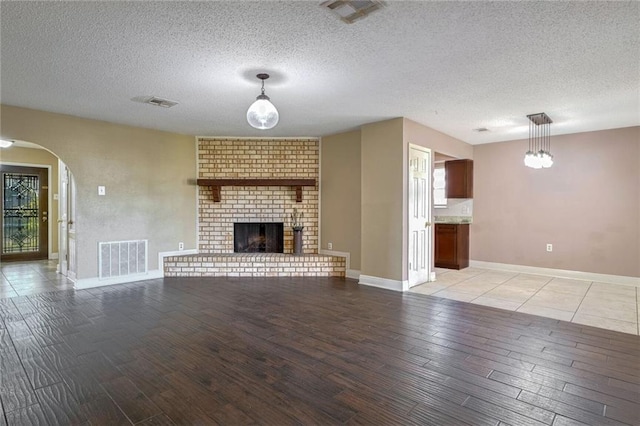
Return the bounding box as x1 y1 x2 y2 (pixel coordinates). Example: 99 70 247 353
524 112 553 169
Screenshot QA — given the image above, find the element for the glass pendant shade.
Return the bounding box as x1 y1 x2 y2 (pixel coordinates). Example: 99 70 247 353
247 94 279 130
247 73 279 130
524 149 553 169
539 151 553 168
524 151 538 168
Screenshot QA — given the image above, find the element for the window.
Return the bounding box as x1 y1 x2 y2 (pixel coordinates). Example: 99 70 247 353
433 163 447 208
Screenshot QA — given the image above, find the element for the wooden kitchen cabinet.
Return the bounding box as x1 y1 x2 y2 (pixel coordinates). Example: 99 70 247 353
434 223 469 270
445 159 473 198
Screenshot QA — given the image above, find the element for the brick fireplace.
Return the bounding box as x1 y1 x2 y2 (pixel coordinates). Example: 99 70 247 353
164 137 345 277
197 137 319 253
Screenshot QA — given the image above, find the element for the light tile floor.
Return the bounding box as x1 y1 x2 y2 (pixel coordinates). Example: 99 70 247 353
412 267 640 335
0 260 74 297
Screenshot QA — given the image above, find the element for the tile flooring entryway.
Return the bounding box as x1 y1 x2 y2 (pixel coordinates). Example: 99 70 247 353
412 267 640 335
0 260 74 298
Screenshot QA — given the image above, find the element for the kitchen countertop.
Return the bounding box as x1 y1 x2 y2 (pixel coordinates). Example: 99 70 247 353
434 216 472 224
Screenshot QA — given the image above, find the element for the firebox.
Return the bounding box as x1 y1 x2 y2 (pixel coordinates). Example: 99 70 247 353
233 222 284 253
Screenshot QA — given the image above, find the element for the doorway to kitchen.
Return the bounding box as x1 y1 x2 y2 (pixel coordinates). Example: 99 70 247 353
408 144 432 288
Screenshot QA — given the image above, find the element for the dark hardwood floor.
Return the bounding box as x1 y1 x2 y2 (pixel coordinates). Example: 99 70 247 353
0 276 638 425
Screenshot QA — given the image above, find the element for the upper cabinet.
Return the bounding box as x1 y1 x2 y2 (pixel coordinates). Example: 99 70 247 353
445 159 473 198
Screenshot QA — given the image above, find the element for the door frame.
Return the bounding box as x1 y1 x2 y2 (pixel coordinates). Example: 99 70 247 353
66 172 77 281
58 159 68 275
0 162 52 261
407 143 433 288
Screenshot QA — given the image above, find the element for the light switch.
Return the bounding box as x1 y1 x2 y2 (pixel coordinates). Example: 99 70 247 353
98 186 106 196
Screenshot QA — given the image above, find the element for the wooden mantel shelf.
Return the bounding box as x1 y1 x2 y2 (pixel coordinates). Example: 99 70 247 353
197 178 316 202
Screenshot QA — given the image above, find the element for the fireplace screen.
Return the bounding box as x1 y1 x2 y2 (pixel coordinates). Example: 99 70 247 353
234 222 283 253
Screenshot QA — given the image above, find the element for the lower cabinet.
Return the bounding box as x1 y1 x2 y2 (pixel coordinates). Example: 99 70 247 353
434 223 469 270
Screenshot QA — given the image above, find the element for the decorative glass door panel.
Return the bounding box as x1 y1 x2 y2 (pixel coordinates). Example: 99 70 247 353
1 165 49 261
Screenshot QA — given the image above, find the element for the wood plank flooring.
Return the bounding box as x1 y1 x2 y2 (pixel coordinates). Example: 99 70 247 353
0 276 638 425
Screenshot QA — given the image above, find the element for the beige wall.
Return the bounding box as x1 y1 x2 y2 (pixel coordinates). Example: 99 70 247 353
322 118 473 282
320 130 361 270
471 126 640 278
8 103 628 284
361 118 405 280
0 146 60 258
1 105 197 279
403 118 474 161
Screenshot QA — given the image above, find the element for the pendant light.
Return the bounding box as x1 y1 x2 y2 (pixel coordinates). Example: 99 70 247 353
247 73 279 130
0 139 14 148
524 112 553 169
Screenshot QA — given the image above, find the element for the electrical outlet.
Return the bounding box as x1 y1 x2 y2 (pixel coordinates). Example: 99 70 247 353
546 244 553 252
97 186 106 196
328 242 333 250
178 242 184 251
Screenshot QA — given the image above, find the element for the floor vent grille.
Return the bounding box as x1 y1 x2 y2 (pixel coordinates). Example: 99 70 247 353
99 240 148 279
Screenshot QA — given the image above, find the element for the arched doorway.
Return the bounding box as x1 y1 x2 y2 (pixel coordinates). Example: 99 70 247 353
0 140 77 283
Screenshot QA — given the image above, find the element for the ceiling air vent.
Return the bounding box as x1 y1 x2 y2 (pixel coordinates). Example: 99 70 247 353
321 0 386 24
144 96 178 108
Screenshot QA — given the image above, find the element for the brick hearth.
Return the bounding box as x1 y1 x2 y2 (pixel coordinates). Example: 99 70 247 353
164 254 346 277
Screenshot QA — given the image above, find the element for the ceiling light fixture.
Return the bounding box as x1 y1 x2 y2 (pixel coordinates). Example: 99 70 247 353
247 73 279 130
524 112 553 169
144 96 178 108
0 139 15 148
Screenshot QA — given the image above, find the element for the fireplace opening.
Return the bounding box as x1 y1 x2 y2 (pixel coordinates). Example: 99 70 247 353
234 222 284 253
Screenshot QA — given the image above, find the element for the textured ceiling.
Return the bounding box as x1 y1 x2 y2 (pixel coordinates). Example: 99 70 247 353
1 1 638 144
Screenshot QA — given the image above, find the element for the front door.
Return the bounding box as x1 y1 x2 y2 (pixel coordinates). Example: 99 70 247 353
408 145 432 287
1 165 49 261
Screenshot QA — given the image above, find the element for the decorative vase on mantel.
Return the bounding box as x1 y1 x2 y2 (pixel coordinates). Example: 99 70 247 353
291 208 304 255
293 226 304 255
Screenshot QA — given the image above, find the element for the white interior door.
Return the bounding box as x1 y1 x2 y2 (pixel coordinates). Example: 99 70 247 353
408 144 432 287
56 161 76 280
57 160 68 275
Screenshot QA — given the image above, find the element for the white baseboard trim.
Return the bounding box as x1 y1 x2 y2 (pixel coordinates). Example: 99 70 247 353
346 269 361 280
469 260 640 287
74 270 163 290
49 252 59 260
359 274 409 292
